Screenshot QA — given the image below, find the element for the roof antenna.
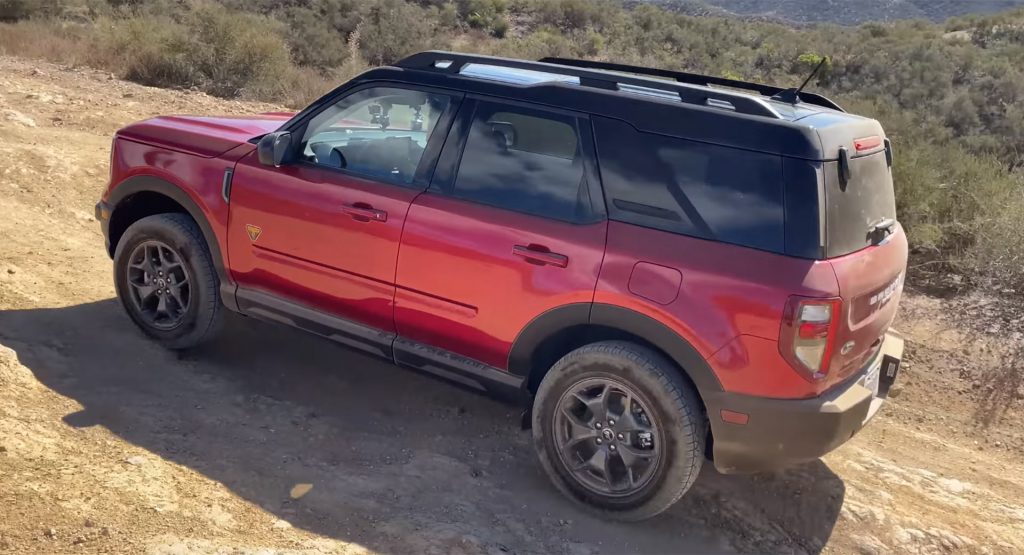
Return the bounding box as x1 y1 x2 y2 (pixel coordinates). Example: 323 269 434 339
772 57 829 105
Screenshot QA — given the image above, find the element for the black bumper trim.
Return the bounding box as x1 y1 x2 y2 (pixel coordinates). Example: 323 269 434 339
707 331 904 474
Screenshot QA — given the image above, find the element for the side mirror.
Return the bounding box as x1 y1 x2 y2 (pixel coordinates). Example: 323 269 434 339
257 132 292 167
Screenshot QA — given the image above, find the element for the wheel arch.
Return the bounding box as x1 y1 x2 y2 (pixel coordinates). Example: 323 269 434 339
509 303 724 403
107 176 228 282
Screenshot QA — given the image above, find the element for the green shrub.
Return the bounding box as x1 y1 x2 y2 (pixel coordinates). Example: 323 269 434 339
97 4 291 98
0 0 69 21
359 0 438 63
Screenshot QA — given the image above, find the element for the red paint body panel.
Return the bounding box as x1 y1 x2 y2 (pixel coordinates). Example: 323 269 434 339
117 113 292 158
394 193 607 369
103 137 248 265
827 224 908 376
596 221 841 399
227 152 420 332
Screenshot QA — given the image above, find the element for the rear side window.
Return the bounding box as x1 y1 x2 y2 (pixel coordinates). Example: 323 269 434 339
452 101 587 221
593 117 785 252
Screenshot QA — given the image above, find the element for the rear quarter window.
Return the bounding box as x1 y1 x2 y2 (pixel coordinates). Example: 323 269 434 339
593 117 785 253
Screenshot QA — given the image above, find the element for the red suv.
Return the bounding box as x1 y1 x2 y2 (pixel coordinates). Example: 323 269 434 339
96 52 907 520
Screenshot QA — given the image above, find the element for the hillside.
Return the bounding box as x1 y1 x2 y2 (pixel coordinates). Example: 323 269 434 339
653 0 1024 25
2 0 1022 296
1 54 1023 555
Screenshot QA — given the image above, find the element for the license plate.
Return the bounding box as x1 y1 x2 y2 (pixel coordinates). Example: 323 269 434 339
879 355 900 394
864 360 881 396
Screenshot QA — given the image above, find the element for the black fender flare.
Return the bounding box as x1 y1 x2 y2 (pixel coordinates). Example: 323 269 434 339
107 176 235 300
507 302 724 399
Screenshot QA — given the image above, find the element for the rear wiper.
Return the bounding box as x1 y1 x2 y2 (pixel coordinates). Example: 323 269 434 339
868 218 896 244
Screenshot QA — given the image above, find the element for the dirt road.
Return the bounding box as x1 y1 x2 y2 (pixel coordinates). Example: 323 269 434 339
1 57 1023 554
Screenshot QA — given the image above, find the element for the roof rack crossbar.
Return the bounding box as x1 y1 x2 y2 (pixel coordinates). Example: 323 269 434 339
395 51 784 119
538 56 844 112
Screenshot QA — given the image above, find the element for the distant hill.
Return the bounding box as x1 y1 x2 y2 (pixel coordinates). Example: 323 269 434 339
644 0 1024 24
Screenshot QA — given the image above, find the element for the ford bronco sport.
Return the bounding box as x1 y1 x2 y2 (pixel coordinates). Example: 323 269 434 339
96 52 907 521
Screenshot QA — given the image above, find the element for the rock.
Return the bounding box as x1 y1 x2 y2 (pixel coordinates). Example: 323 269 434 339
289 483 313 499
44 527 57 539
25 92 53 103
894 527 927 545
272 519 292 530
125 455 146 466
853 534 887 555
888 384 904 398
2 109 36 128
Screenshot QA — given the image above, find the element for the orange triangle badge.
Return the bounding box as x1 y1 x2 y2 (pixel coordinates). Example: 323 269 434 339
245 224 262 242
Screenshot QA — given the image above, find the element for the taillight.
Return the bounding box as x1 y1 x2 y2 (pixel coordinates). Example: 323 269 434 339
854 135 882 152
780 296 842 382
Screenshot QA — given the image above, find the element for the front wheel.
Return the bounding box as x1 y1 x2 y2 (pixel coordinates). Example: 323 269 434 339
113 213 223 349
532 341 706 521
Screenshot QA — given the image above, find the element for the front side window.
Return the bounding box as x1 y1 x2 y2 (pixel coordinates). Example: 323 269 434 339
301 87 452 185
451 101 587 221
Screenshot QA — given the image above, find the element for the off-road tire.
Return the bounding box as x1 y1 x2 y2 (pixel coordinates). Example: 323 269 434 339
113 213 223 349
532 341 706 521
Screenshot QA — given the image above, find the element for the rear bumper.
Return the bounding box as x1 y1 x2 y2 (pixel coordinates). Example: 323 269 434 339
707 330 904 474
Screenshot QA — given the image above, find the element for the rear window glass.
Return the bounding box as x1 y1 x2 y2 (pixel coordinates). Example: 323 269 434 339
593 117 785 252
452 102 585 221
824 151 897 257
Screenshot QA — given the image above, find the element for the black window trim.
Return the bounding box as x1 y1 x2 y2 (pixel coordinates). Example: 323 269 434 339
429 94 606 225
281 81 465 191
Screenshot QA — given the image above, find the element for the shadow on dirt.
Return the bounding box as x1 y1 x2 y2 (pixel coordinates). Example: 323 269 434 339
0 299 846 554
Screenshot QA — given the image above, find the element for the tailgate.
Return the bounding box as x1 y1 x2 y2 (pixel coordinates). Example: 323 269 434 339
826 224 908 382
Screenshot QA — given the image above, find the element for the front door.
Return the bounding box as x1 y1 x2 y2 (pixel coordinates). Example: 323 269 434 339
228 85 459 334
394 98 608 369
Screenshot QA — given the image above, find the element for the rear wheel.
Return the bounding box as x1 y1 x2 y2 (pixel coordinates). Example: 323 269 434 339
113 213 223 349
532 341 705 521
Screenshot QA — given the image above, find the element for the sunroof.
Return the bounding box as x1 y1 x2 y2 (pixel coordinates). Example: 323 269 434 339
460 63 580 86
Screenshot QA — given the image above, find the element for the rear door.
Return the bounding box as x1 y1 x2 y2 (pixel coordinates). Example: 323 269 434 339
393 98 607 369
822 140 907 381
228 85 459 336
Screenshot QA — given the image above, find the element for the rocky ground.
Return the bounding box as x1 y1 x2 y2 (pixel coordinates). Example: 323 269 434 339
1 56 1023 554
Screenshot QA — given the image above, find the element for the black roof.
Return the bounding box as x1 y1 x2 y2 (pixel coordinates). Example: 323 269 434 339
320 51 883 161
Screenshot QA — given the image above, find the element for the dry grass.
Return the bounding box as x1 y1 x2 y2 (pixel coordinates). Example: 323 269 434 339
0 20 102 67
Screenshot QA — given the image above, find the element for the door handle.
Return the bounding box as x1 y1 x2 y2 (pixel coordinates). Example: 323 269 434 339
513 245 568 268
341 203 387 223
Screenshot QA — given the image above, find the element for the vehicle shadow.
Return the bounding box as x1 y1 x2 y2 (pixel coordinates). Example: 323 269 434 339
0 299 845 554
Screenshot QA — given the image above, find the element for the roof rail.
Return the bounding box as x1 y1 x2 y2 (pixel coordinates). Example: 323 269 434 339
394 51 784 119
539 56 845 112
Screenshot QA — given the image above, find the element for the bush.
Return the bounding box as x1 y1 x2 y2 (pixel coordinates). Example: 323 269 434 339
359 0 438 63
97 4 291 98
0 0 68 21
